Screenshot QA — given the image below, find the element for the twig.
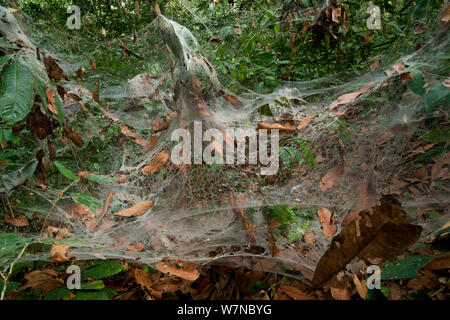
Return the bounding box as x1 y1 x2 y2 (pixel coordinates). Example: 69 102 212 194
40 179 79 235
0 242 32 300
0 175 17 233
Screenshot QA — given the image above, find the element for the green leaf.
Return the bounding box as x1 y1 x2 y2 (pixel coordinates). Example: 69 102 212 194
0 280 20 294
73 193 103 213
81 262 125 281
45 288 71 300
425 83 448 112
381 255 433 280
420 129 450 143
0 160 38 192
0 233 32 265
0 54 12 66
406 70 426 96
81 280 105 290
83 174 117 184
0 54 34 125
54 161 78 181
72 291 109 300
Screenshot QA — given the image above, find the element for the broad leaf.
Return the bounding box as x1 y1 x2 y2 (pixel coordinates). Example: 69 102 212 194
0 54 34 125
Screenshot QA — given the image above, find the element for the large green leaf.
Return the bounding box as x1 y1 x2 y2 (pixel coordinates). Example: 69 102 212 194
381 255 433 280
406 70 426 96
425 83 449 112
81 262 125 281
0 54 34 125
0 159 38 192
54 161 79 181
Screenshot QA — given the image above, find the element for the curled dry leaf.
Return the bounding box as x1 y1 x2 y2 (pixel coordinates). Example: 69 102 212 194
90 59 97 73
156 258 200 282
304 232 316 245
141 152 170 175
45 86 58 115
134 268 162 299
317 208 337 238
297 114 316 131
119 124 152 151
320 165 345 192
46 226 71 240
68 203 96 231
257 122 296 133
352 274 368 299
329 83 375 110
279 285 316 300
385 60 405 76
21 269 64 294
4 213 29 227
312 196 422 285
93 80 100 102
114 201 154 217
223 94 243 108
63 126 84 148
127 243 145 252
330 287 351 300
51 243 74 263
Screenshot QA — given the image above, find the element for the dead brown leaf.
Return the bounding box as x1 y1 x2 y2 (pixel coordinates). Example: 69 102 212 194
114 201 154 217
51 243 74 263
141 152 170 175
4 213 29 227
297 114 316 131
156 258 200 282
320 164 345 192
45 86 58 115
352 274 367 299
63 126 84 148
329 83 375 110
317 208 337 238
224 94 243 108
127 243 145 252
279 285 316 300
312 196 422 285
134 268 162 299
20 269 64 294
93 80 100 102
257 122 296 133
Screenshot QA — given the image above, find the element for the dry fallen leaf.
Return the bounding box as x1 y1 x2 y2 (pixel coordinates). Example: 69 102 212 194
304 232 315 245
317 208 337 238
114 201 154 217
312 196 422 285
20 269 64 294
320 165 345 192
4 213 29 227
51 243 74 263
297 114 316 131
352 274 368 299
156 258 200 282
68 203 96 231
127 243 145 252
134 268 162 299
223 94 243 108
330 287 351 300
141 152 170 175
93 80 100 102
257 122 296 133
63 126 84 148
279 285 316 300
45 86 58 115
329 83 375 110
